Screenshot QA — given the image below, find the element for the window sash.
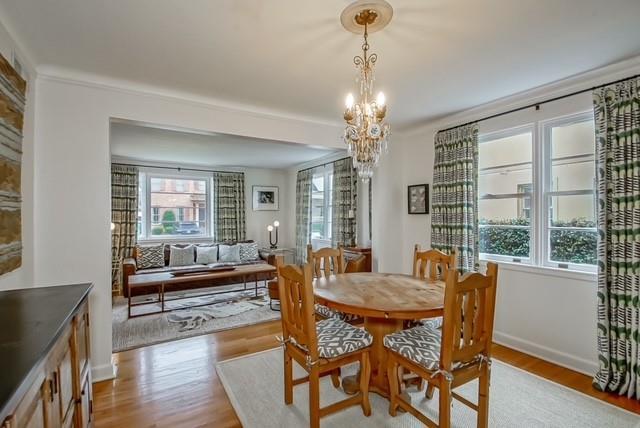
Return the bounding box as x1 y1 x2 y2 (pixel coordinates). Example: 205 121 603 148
541 111 596 272
139 172 212 240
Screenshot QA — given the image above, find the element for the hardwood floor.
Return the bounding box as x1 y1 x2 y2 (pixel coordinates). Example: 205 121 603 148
93 320 639 427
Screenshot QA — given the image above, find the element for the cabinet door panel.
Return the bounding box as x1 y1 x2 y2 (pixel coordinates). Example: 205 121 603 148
76 311 89 377
59 347 74 423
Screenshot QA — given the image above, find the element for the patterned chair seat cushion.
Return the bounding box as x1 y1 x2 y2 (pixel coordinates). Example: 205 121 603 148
315 318 372 359
418 316 443 329
314 303 360 323
384 325 459 371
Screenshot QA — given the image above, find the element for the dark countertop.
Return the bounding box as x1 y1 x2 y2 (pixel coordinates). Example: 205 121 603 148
0 283 92 422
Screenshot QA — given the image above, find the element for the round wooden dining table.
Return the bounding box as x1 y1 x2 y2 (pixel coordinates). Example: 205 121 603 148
314 272 445 397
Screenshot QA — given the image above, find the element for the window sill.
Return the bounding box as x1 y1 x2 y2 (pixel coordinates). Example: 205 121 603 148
480 259 596 282
138 236 214 245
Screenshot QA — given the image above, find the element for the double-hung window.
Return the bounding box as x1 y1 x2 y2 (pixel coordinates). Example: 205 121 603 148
137 172 211 239
478 111 596 272
310 168 333 244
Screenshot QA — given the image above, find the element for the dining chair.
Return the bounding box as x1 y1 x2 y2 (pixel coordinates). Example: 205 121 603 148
385 262 499 428
267 255 284 311
307 244 360 323
278 263 372 428
412 245 457 329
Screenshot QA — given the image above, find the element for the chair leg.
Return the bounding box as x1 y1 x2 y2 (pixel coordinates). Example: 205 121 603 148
425 383 435 400
330 368 341 388
284 351 293 405
387 354 400 417
439 378 452 428
309 368 321 428
359 351 371 417
477 364 490 428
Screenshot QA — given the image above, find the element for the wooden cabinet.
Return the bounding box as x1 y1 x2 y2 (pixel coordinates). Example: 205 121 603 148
1 297 92 428
343 247 372 272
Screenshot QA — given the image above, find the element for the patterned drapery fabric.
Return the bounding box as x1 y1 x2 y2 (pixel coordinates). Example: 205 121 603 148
111 164 139 292
331 158 358 247
295 169 313 264
213 172 246 242
592 77 640 399
430 123 479 272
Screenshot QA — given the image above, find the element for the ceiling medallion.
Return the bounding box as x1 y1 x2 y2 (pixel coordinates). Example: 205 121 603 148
341 0 393 182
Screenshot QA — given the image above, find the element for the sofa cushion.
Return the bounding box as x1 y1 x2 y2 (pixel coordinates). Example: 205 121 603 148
219 244 241 263
196 245 218 264
136 244 165 269
169 245 196 267
238 242 259 261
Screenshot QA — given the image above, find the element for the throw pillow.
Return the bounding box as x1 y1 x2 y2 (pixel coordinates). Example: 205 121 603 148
136 244 165 270
218 244 241 263
196 245 218 264
169 245 195 267
238 242 259 261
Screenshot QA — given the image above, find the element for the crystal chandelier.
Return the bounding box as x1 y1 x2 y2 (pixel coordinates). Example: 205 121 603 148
341 1 393 182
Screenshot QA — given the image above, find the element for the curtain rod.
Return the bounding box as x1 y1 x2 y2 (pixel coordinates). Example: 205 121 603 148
438 73 640 134
297 156 352 174
111 162 244 175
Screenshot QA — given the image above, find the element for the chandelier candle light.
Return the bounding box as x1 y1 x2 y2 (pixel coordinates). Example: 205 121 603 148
341 0 393 181
267 220 280 249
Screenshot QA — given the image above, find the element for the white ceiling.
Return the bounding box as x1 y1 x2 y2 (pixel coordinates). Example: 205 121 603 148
2 1 640 126
110 122 342 169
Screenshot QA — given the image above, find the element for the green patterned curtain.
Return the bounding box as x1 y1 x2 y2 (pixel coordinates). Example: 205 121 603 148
331 158 358 247
213 172 246 242
593 77 640 399
295 169 313 264
111 165 139 293
431 123 479 272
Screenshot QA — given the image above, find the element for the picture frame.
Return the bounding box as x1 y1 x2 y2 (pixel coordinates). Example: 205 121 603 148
252 185 279 211
408 184 429 214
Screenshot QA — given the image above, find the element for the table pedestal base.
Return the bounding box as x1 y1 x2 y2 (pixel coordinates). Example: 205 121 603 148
342 316 403 397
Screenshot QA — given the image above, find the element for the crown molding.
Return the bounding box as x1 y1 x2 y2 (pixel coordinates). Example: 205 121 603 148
0 3 37 77
397 55 640 136
36 65 344 130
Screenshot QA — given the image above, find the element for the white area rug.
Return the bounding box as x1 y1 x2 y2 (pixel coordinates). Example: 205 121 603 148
112 284 280 352
216 348 640 428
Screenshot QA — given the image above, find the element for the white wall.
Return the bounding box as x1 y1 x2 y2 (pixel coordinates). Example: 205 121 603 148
0 17 35 291
372 56 640 375
33 75 342 381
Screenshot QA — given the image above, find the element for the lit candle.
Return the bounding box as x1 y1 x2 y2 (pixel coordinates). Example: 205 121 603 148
376 91 386 107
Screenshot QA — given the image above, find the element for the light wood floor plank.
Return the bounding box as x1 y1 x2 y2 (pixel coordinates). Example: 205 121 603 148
93 320 639 427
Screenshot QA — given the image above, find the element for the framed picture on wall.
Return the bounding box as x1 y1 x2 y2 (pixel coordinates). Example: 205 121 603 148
408 184 429 214
253 185 279 211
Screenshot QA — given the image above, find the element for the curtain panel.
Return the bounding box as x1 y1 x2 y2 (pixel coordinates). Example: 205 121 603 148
592 77 640 399
331 158 358 247
111 164 139 293
295 169 313 264
213 172 246 242
430 123 479 272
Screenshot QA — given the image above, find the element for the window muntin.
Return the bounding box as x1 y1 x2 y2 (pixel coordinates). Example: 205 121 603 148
478 128 534 263
138 173 210 239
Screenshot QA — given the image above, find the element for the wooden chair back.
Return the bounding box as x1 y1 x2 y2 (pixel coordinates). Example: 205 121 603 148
412 245 457 281
440 263 499 370
277 263 318 360
307 244 345 278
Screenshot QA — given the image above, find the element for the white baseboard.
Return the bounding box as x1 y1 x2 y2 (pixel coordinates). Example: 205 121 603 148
92 361 117 383
493 331 598 376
